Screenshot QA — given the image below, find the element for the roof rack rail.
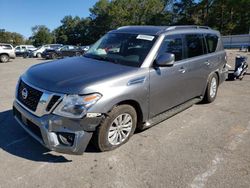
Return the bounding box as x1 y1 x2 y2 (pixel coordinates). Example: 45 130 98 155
166 25 211 31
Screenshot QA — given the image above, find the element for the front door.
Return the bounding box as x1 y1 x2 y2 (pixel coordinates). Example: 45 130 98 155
149 34 188 118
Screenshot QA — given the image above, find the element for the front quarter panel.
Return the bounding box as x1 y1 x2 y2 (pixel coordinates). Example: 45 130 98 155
84 68 150 122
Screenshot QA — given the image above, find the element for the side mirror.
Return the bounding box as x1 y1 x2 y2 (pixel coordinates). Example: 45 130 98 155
155 53 175 67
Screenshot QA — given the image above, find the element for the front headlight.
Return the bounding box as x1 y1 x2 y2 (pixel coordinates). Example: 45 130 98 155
53 93 102 118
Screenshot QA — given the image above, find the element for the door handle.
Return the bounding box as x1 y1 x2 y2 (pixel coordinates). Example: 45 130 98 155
178 68 186 73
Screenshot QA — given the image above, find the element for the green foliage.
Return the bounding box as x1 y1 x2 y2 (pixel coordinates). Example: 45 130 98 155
173 0 196 24
31 25 53 46
54 16 91 45
108 0 166 26
86 0 172 43
176 0 250 35
0 29 25 45
206 0 250 35
24 0 250 46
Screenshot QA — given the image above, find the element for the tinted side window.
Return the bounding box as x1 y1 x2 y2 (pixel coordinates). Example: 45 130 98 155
68 46 75 50
159 35 183 61
1 45 12 50
205 34 218 53
185 34 204 58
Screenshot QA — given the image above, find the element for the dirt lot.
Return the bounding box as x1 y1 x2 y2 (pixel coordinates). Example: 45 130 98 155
0 50 250 188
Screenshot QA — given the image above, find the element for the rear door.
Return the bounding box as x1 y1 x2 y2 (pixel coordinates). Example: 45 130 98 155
67 46 77 56
203 33 225 75
181 33 209 99
60 46 69 57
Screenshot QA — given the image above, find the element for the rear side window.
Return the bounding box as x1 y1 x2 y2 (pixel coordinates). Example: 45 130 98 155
159 35 183 61
0 45 12 50
68 46 75 50
185 34 204 58
205 34 218 53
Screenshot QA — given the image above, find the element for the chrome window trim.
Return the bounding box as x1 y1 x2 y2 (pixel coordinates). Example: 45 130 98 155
16 79 64 117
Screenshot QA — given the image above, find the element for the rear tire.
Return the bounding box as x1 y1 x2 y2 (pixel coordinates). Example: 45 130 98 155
0 54 9 63
203 73 218 103
23 53 28 58
93 105 137 152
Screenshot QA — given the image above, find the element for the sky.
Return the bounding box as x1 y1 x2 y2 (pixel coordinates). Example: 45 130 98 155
0 0 98 38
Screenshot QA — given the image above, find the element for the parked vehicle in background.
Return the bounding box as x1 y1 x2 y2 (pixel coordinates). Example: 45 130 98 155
0 43 16 63
42 45 84 59
29 44 62 58
13 25 228 154
15 45 36 57
80 45 91 53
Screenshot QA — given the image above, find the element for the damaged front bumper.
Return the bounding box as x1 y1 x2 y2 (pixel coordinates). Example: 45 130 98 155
13 100 103 155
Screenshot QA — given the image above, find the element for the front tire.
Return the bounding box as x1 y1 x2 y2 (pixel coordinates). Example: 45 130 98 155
203 73 218 103
51 53 57 59
93 105 137 152
0 54 9 63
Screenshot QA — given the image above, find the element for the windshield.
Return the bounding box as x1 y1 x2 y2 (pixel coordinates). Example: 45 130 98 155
84 33 157 67
36 46 43 50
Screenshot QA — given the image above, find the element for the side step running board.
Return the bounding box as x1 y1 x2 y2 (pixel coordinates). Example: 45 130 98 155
142 97 202 130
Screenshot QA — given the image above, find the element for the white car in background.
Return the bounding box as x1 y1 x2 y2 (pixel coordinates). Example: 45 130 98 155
15 45 36 56
30 44 62 58
0 43 16 63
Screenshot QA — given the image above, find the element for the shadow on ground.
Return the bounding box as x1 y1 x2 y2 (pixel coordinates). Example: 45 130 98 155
0 109 72 163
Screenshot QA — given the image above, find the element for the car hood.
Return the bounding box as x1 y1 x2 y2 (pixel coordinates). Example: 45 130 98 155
22 57 137 94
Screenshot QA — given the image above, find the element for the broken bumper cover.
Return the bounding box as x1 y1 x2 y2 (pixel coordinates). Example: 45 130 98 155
13 100 103 155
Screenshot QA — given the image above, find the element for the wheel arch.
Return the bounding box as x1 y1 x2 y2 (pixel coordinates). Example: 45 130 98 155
201 71 219 98
0 53 10 57
214 71 220 84
111 100 144 130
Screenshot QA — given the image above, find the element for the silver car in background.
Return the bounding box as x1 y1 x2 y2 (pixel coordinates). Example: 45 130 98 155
13 25 228 154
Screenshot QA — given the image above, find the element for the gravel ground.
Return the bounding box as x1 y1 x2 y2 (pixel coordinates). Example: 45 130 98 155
0 50 249 188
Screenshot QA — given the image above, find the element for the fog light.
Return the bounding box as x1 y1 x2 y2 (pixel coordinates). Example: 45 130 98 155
57 132 75 146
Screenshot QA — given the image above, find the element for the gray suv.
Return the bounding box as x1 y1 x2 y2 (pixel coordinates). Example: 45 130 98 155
13 25 228 154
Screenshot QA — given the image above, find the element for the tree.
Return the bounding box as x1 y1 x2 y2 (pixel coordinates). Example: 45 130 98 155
108 0 168 26
172 0 197 24
203 0 250 35
31 25 53 46
49 0 250 45
88 0 111 43
54 16 90 45
86 0 172 44
0 29 25 45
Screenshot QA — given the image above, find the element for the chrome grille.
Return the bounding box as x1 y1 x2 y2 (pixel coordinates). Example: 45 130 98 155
17 80 43 111
16 79 63 117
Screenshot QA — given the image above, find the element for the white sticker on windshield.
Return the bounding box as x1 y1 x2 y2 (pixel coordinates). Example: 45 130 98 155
136 35 155 41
